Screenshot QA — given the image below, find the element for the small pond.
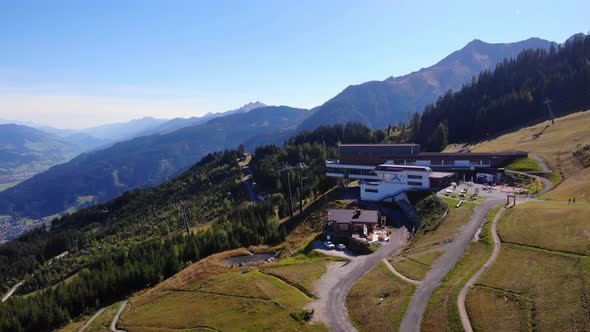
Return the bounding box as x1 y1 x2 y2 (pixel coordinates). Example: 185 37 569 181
220 253 276 267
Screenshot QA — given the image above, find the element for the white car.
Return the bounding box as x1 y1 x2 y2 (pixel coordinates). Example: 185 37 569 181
323 241 335 250
336 243 346 251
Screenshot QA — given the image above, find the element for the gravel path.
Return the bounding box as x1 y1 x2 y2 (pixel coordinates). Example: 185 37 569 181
530 153 552 173
110 300 128 332
382 258 421 286
457 207 506 332
79 307 106 332
399 198 503 332
306 227 409 332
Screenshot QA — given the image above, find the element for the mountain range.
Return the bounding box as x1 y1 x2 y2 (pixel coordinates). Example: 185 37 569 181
0 34 573 223
136 101 267 136
298 37 556 130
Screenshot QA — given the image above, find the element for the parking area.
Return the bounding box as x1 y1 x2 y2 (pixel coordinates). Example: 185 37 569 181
311 240 357 258
438 181 514 202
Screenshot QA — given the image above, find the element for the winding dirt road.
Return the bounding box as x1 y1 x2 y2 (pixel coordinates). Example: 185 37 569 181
457 207 506 332
306 227 409 332
399 198 503 332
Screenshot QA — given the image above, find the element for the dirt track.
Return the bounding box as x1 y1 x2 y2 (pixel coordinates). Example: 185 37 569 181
457 207 506 332
110 300 128 332
382 258 421 286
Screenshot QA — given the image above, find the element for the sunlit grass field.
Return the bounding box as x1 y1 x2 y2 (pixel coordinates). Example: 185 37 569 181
347 262 415 332
466 203 590 331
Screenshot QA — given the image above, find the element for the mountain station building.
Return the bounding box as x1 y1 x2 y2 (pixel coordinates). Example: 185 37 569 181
326 143 527 201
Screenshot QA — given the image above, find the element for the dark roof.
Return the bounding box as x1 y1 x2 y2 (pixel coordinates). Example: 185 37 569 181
417 151 528 157
328 209 379 224
375 164 431 172
339 144 421 155
339 143 420 147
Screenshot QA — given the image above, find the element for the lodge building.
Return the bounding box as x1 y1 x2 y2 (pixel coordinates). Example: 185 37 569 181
326 143 527 201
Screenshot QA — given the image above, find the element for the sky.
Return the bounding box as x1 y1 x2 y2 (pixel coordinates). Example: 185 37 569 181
0 0 588 129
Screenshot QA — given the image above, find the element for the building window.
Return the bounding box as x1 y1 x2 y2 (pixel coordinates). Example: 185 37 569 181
365 188 379 193
407 175 423 179
408 181 423 186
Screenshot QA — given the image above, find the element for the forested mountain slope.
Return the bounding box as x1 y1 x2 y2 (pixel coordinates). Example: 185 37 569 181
415 34 590 151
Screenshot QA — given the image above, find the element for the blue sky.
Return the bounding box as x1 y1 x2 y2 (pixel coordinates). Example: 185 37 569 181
1 0 588 128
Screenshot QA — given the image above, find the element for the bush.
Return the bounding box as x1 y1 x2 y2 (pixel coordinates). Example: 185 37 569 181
290 309 314 323
346 238 372 255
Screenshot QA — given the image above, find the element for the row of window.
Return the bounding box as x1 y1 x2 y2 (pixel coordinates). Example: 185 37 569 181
365 188 379 193
326 167 377 176
408 181 423 186
407 174 423 179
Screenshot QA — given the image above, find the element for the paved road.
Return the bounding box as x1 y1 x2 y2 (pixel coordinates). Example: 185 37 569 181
383 258 421 286
1 281 23 302
79 307 106 332
306 227 409 332
457 207 506 332
399 198 503 332
110 300 128 332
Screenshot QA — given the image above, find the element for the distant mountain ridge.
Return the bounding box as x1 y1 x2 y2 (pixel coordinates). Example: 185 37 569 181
0 105 309 218
298 37 557 130
137 101 267 136
78 117 168 141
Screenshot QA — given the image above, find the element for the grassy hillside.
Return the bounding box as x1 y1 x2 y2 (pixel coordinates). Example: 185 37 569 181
468 203 590 331
465 110 590 202
121 254 328 331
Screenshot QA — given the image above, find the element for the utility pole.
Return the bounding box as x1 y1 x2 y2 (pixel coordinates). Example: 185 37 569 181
180 201 190 235
286 171 294 217
543 98 555 125
279 163 308 217
299 168 303 214
297 163 308 214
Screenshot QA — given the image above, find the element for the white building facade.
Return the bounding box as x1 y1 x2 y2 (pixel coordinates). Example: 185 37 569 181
326 160 433 201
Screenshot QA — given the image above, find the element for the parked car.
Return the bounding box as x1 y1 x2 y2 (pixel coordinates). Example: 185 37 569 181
336 243 346 251
323 241 335 250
